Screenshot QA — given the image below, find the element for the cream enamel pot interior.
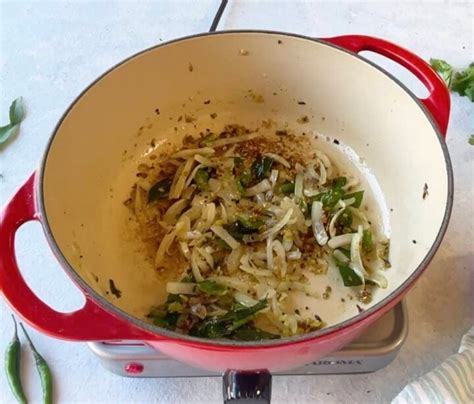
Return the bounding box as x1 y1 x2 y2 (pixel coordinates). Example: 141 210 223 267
0 33 452 375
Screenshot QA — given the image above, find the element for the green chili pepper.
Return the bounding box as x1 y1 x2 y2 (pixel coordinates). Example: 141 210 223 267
343 190 364 208
5 315 27 404
19 323 53 404
362 229 374 252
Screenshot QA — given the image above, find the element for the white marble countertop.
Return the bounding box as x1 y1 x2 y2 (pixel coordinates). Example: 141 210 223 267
0 1 472 403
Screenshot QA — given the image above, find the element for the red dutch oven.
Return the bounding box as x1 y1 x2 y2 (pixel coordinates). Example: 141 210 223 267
0 31 452 402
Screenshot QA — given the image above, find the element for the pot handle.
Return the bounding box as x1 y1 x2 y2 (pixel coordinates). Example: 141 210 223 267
223 370 272 403
0 172 157 341
322 35 450 136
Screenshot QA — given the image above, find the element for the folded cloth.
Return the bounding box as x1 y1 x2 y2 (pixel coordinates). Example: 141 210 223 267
392 326 473 403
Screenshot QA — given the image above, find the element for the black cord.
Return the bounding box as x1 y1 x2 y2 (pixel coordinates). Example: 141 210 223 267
209 0 228 32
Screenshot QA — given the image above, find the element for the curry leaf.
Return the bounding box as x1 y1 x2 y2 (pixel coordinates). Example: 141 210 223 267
9 97 24 125
148 177 172 202
1 97 25 145
230 325 280 341
197 280 227 296
343 190 364 208
335 259 363 287
469 135 474 146
251 156 273 181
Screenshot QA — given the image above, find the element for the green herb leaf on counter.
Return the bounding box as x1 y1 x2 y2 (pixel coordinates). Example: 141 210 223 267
430 59 474 102
469 135 474 146
0 97 25 145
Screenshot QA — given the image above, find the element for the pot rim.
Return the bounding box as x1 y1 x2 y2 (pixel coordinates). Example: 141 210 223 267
37 30 453 348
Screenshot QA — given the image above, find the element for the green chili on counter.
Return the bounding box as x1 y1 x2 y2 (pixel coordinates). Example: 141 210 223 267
5 315 27 404
19 323 53 404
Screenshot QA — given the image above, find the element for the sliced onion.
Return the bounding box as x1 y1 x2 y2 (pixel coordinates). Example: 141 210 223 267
194 154 216 166
208 275 250 292
178 241 191 259
166 282 196 295
163 199 189 224
136 179 152 191
185 163 204 187
333 249 349 263
227 246 242 272
350 226 367 283
266 237 274 270
169 158 194 199
197 247 214 269
282 229 293 251
311 201 328 245
255 284 276 300
240 254 274 277
260 208 294 239
328 203 346 238
265 153 291 168
269 169 279 187
366 272 388 288
155 230 177 267
195 203 216 232
272 240 287 277
287 249 302 260
245 179 272 197
173 147 215 158
211 225 240 249
315 150 332 178
210 132 262 148
234 292 259 307
348 207 370 229
306 162 320 180
294 173 304 200
318 159 327 185
219 202 228 223
328 233 354 249
191 247 205 282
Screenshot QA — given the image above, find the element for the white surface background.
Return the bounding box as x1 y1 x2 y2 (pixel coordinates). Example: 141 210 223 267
0 1 472 403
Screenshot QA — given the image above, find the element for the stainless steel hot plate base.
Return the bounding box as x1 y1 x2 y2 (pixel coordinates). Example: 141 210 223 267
88 301 407 377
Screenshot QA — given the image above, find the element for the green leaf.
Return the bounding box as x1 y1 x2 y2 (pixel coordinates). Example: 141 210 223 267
431 59 474 102
335 259 363 287
469 135 474 146
313 188 344 209
194 168 209 191
237 215 265 231
337 209 353 228
197 280 227 296
251 156 273 181
451 64 474 101
343 190 364 208
224 220 261 240
148 177 172 202
9 97 24 125
430 59 453 87
230 325 280 341
199 132 218 146
236 169 252 193
0 124 20 144
332 176 347 189
277 181 295 194
362 229 373 252
189 300 268 339
153 312 180 330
